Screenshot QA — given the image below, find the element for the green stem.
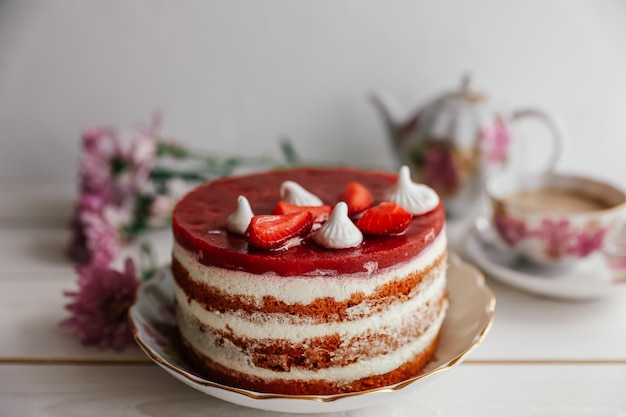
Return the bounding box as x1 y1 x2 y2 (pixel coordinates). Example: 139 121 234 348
149 167 211 183
139 241 158 281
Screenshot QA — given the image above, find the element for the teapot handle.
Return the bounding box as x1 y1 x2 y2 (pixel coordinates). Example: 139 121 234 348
510 108 565 172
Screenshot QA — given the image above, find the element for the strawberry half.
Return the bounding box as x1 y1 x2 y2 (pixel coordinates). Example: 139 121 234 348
271 201 332 223
356 202 412 236
337 182 374 217
246 211 314 250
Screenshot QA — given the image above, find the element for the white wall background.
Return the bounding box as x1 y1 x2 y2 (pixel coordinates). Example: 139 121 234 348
1 0 625 187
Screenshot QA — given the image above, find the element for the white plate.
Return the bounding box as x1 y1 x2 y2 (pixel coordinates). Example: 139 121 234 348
464 217 626 301
128 257 494 414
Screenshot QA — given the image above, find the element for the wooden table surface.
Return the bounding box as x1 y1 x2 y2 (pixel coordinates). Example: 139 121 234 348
1 185 625 416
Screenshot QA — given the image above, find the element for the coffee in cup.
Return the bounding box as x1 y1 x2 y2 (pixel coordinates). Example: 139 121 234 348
486 173 626 267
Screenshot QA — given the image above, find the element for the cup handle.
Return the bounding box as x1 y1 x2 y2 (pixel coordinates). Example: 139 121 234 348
510 108 565 172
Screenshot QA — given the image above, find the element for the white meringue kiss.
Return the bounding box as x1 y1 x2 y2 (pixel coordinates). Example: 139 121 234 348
280 181 323 206
227 195 254 235
385 165 439 215
312 202 363 249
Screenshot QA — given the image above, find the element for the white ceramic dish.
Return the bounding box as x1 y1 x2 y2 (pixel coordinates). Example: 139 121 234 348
465 217 626 301
129 256 494 414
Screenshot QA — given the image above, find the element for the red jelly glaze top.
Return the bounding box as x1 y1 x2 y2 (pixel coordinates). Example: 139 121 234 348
172 167 445 276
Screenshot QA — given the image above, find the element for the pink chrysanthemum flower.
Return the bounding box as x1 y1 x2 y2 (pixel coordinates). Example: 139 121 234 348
62 258 139 350
147 178 191 227
80 127 120 198
67 193 130 265
113 129 157 200
79 118 158 204
68 115 160 264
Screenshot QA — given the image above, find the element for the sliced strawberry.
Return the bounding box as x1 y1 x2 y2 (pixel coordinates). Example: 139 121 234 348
356 202 412 236
271 201 332 223
246 211 314 250
337 182 374 217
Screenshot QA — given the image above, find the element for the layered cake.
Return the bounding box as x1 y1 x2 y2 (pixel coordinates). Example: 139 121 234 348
171 166 448 395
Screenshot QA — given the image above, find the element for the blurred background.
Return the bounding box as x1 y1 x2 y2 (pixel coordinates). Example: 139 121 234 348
1 0 625 188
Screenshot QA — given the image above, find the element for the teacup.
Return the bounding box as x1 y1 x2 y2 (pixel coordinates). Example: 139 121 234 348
485 172 626 267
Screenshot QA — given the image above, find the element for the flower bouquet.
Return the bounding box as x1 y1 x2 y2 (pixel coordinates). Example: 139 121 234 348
62 114 297 349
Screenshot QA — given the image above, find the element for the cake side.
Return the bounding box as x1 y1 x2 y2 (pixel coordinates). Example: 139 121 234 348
172 228 447 321
173 230 448 394
180 331 442 395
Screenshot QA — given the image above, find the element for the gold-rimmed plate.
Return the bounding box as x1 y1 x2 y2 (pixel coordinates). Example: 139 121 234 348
128 254 495 414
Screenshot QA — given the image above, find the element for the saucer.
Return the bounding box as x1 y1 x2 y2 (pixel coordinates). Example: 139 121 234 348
128 257 494 414
464 217 625 301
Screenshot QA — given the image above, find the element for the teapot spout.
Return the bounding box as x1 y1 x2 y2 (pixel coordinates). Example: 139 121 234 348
370 90 407 139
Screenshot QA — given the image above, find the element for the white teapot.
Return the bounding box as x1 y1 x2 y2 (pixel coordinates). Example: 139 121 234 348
372 75 564 217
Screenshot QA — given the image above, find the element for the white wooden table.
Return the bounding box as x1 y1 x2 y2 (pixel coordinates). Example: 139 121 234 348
2 185 625 416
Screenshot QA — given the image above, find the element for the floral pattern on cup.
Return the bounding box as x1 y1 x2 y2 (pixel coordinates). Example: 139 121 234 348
494 213 607 261
493 215 527 246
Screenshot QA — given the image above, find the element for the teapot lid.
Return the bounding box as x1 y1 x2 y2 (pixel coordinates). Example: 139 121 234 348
419 74 492 145
460 74 484 101
441 74 485 104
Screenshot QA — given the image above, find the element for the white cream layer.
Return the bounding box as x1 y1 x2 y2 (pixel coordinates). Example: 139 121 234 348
175 263 445 340
178 300 448 383
173 228 446 306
